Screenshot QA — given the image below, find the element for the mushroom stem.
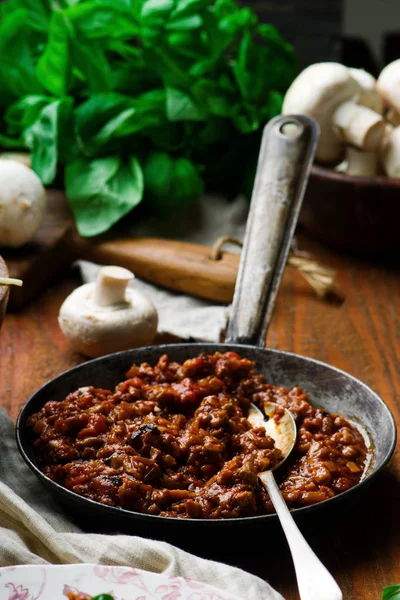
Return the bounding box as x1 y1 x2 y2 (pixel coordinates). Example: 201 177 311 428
381 125 400 177
94 266 134 307
386 108 400 128
335 147 378 176
333 101 385 151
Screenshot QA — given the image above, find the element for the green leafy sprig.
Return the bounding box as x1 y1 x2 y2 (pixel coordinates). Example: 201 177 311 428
383 585 400 599
0 0 296 236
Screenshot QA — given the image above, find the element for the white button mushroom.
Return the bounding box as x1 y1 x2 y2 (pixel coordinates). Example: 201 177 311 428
0 159 46 247
0 153 32 169
282 62 385 163
58 266 158 358
335 146 379 177
381 124 400 178
377 59 400 129
348 68 384 115
385 109 400 128
377 59 400 112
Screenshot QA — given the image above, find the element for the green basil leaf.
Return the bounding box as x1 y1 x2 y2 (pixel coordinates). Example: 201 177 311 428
0 0 51 33
171 0 209 18
92 90 166 145
232 109 260 134
219 6 257 35
383 585 400 600
165 14 203 31
196 117 231 145
149 123 186 151
232 29 252 99
141 0 174 20
70 38 113 93
66 156 144 236
85 0 136 10
191 79 234 117
268 90 284 118
95 107 137 141
144 151 203 211
108 40 142 61
25 97 73 184
232 27 295 103
173 156 204 201
0 133 25 150
58 100 78 164
36 11 71 97
87 0 134 8
199 10 230 63
212 0 240 19
0 10 45 99
166 31 203 59
166 86 204 121
143 151 174 201
5 95 51 136
143 47 192 89
75 93 135 154
67 2 138 40
90 595 115 600
76 94 135 132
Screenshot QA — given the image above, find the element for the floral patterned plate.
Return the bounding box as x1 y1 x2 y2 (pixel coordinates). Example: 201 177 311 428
0 564 244 600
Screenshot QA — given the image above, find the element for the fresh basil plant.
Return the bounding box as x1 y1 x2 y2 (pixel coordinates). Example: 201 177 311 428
0 0 295 236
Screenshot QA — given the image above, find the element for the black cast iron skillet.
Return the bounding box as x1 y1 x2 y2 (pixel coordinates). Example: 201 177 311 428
16 116 397 540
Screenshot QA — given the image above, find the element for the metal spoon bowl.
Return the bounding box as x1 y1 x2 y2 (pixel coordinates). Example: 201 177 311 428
247 401 296 469
248 401 342 599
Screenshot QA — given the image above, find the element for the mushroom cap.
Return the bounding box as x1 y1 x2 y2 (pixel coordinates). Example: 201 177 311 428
282 62 361 162
377 59 400 113
348 68 384 114
58 283 158 358
0 159 46 247
0 153 32 169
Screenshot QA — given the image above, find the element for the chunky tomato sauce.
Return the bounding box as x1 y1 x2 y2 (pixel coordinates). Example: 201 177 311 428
28 352 368 519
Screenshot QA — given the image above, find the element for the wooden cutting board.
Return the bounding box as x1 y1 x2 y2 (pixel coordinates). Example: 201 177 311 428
2 190 77 310
2 190 241 310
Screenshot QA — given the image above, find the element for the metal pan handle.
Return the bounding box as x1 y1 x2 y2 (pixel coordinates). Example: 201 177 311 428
225 114 319 347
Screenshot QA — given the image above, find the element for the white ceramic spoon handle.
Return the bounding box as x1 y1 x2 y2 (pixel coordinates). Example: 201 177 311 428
260 470 343 600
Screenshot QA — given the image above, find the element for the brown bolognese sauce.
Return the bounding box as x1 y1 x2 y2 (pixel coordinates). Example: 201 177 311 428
27 352 368 519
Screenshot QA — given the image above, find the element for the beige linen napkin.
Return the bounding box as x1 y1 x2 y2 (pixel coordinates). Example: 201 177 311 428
0 408 284 599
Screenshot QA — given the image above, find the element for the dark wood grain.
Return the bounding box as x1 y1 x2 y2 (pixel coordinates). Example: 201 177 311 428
0 256 9 331
1 190 75 310
0 232 399 599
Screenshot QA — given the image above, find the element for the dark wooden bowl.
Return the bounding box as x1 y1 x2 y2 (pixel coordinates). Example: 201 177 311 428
301 165 400 258
0 256 9 331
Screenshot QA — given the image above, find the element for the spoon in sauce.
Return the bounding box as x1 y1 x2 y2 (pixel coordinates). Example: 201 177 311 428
248 402 343 600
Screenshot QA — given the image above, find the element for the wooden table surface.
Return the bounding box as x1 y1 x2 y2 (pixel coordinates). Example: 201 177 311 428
1 230 399 600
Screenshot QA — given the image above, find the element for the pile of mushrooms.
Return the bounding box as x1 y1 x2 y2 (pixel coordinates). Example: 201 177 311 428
282 60 400 177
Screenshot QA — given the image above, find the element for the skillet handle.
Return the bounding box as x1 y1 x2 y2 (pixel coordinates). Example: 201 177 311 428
225 114 319 347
